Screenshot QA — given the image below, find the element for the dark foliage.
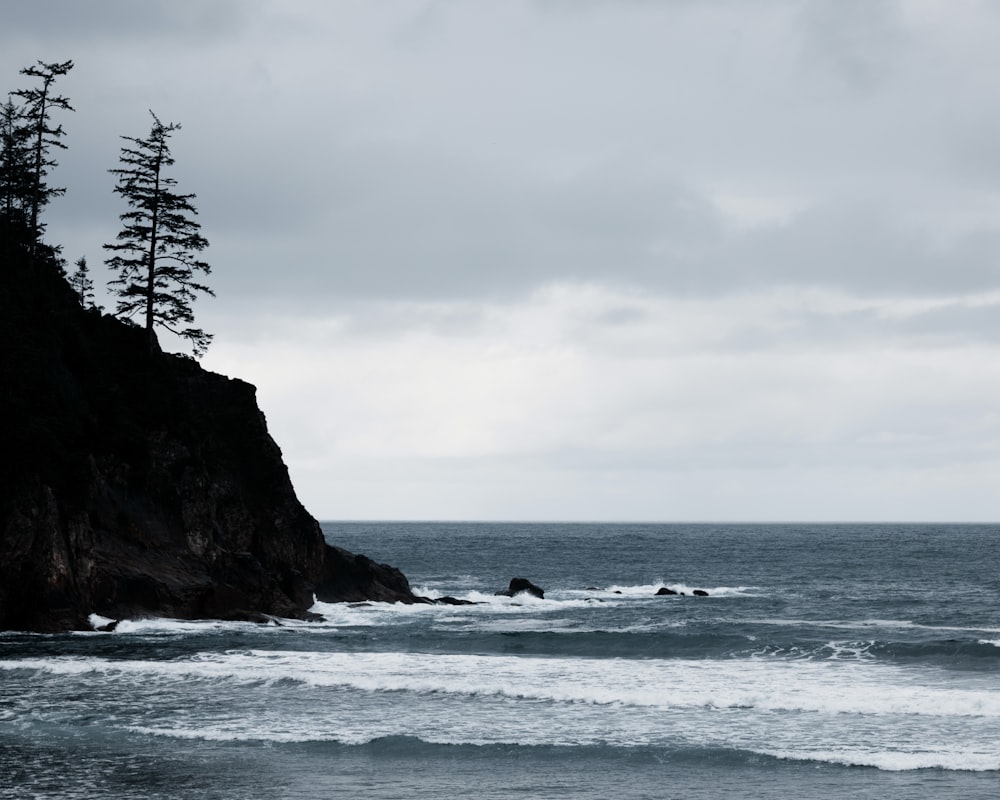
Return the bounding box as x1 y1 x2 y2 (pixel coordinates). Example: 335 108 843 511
0 98 33 240
104 111 213 357
68 255 97 309
11 60 74 256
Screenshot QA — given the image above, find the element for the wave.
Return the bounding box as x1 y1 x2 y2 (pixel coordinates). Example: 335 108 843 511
306 583 755 630
750 618 1000 636
74 604 998 643
120 727 1000 773
745 636 1000 665
759 747 1000 772
6 649 1000 718
7 650 1000 774
599 582 758 598
401 582 757 603
113 729 1000 773
66 608 1000 673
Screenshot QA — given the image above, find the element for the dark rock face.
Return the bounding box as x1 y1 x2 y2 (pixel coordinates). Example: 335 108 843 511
655 587 678 596
315 547 417 604
495 577 545 599
0 255 420 632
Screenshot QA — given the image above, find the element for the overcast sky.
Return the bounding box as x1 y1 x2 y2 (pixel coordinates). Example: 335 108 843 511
5 0 1000 521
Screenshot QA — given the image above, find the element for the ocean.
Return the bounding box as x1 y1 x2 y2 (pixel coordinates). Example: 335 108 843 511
1 522 999 799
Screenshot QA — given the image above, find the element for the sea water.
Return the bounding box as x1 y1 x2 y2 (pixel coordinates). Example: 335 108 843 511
1 522 999 799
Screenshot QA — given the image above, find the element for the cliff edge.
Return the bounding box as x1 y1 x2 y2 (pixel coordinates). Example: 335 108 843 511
0 254 418 632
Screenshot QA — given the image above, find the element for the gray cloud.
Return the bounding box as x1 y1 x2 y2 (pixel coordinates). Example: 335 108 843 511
795 0 905 93
713 300 1000 354
2 0 260 43
8 0 1000 304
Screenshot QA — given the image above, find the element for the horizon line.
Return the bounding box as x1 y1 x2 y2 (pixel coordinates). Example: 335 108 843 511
316 519 999 525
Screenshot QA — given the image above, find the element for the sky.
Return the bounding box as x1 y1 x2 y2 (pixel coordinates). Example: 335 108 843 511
4 0 1000 521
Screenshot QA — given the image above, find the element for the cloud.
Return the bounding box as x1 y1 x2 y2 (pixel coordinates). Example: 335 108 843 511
202 282 1000 519
2 0 261 43
795 0 905 92
9 0 1000 305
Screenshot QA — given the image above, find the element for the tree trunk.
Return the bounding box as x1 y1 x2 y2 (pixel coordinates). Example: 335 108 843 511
28 83 48 266
145 145 162 351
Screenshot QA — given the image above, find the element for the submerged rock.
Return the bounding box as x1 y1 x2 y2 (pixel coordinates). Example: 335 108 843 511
655 586 710 597
495 577 545 599
432 596 477 606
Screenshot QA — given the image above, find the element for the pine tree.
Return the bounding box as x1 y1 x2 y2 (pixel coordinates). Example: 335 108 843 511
12 60 74 258
104 111 214 357
68 255 97 309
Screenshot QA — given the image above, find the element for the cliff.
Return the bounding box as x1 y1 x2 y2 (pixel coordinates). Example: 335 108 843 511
0 253 418 632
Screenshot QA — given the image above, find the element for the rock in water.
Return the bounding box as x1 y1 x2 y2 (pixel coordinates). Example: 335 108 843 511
495 577 545 599
432 596 477 606
315 548 418 604
0 252 420 632
655 587 678 596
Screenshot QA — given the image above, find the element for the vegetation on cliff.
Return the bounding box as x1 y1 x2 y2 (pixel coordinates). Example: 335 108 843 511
105 111 214 357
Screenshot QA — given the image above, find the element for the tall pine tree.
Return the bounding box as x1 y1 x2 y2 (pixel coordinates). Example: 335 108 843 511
104 111 213 357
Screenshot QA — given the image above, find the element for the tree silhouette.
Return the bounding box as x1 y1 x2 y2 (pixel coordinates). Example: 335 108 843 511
68 255 98 310
12 60 74 259
104 111 213 357
0 98 33 242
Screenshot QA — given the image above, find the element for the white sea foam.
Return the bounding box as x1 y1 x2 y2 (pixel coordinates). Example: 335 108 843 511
404 582 754 603
7 649 1000 770
752 617 1000 635
94 609 993 640
87 613 115 630
760 746 1000 772
82 615 322 636
115 619 243 635
6 649 999 718
125 724 346 744
65 583 755 637
123 720 1000 772
602 583 756 598
308 592 604 627
820 640 876 660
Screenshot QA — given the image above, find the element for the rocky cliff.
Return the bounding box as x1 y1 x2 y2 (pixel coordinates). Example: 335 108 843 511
0 252 418 632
